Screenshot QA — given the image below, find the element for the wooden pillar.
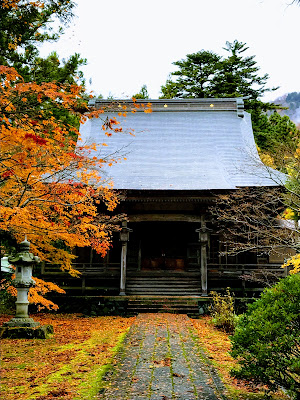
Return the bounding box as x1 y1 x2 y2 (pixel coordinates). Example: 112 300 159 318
103 253 108 272
119 222 132 296
81 276 86 295
196 216 209 297
137 239 142 271
119 242 127 295
200 241 208 296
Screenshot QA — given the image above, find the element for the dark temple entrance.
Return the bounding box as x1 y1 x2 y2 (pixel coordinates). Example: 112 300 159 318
127 222 201 272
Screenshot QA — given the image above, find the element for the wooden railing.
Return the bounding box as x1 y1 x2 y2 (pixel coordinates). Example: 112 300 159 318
207 263 288 277
42 262 287 277
42 262 121 275
40 262 289 296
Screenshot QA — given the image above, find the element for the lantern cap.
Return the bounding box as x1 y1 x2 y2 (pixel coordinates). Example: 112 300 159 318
20 237 30 252
8 238 40 265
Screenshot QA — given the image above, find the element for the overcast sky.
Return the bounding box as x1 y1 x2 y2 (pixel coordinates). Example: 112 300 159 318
40 0 300 101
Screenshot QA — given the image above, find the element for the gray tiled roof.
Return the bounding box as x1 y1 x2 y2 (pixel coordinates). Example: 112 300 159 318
80 99 282 190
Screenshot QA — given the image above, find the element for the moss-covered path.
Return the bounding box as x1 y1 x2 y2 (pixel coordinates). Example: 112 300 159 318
99 313 228 400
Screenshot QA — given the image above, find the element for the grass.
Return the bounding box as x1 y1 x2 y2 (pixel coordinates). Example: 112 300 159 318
191 316 290 400
0 313 135 400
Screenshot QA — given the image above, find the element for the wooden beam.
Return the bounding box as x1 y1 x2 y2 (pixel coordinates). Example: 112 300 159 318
129 214 202 222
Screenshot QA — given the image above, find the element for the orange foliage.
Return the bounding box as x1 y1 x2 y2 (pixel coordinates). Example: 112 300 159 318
28 277 66 311
0 313 135 400
0 66 120 265
192 316 236 383
0 66 148 308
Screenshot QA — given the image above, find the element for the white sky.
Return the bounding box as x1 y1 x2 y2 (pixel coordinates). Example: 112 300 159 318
39 0 300 101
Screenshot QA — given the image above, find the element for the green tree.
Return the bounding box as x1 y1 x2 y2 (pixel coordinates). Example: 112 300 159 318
133 84 150 99
230 274 300 399
211 41 275 100
21 51 86 86
160 51 221 98
160 40 276 103
160 40 291 147
42 52 89 126
0 0 75 70
23 51 88 127
0 1 90 128
254 111 299 154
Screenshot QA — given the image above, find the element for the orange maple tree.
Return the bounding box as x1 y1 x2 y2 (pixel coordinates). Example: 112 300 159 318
0 65 148 309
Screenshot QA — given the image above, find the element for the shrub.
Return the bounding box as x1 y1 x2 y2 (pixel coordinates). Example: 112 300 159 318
0 272 16 313
230 274 300 399
209 288 237 334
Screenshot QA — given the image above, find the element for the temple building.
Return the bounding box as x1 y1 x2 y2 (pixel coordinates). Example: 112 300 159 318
42 98 287 300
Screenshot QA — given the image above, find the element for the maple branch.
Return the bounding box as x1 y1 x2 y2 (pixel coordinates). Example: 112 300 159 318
14 172 32 207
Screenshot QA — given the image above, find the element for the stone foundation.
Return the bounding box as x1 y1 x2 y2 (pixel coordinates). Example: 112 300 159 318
3 317 40 327
0 324 53 339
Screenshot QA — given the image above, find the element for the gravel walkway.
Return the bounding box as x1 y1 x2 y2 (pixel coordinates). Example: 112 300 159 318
99 313 228 400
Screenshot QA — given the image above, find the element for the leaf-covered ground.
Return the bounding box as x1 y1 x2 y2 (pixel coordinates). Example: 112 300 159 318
192 316 289 400
0 314 290 400
0 313 135 400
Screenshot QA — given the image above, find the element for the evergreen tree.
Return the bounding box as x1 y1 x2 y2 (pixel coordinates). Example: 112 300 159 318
133 84 150 99
211 41 275 100
0 0 76 70
21 51 86 86
0 1 88 128
160 40 288 147
160 51 221 99
254 112 299 155
0 1 86 88
230 274 300 399
160 40 277 104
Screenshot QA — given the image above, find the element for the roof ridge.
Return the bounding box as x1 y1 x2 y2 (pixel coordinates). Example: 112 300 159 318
90 97 245 116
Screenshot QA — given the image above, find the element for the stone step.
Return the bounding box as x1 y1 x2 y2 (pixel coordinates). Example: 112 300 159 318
127 298 199 303
126 291 201 296
128 301 200 306
127 298 200 316
127 302 199 308
127 307 200 313
127 290 201 293
127 282 201 287
126 285 200 294
126 286 201 295
127 277 200 281
126 276 201 296
126 282 200 286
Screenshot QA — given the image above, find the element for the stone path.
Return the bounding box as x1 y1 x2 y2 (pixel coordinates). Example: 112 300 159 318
99 314 228 400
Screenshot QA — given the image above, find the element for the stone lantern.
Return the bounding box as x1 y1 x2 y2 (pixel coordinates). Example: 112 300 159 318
3 238 40 328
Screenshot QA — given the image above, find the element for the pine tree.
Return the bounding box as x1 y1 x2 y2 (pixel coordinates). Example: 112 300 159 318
160 51 221 98
0 0 76 71
160 40 277 104
211 41 275 100
0 1 89 128
159 40 285 147
133 84 150 99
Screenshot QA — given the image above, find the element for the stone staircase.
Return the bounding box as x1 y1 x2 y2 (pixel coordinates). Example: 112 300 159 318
126 275 201 296
127 297 201 317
